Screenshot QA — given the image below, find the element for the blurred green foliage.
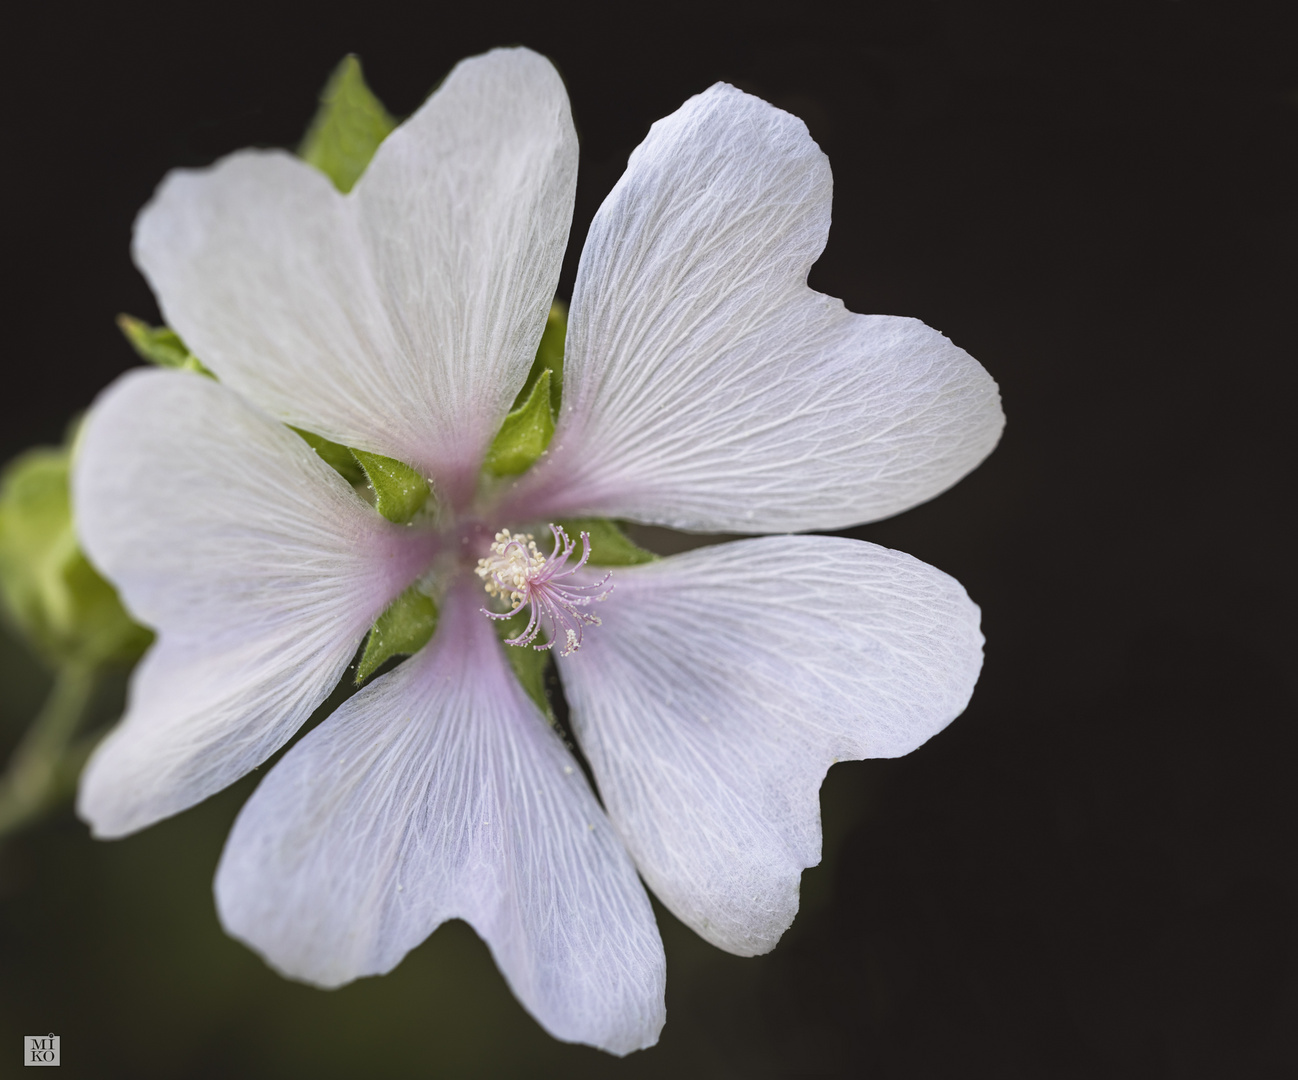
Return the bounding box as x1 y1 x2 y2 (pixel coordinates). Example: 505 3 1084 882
0 444 150 669
0 436 151 837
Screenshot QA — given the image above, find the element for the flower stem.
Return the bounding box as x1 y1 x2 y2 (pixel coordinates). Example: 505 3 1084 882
0 662 98 837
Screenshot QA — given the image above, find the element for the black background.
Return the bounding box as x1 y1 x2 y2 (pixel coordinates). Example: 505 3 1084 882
1 1 1295 1076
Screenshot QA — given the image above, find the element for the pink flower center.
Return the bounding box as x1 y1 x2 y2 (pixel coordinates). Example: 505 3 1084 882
475 524 611 656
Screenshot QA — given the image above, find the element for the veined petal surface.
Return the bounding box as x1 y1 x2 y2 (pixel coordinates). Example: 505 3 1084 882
520 83 1002 532
556 536 983 955
215 585 666 1055
73 370 423 838
133 48 577 503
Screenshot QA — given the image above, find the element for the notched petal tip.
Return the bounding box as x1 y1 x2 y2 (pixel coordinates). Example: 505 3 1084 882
526 72 1001 534
130 46 578 500
215 587 664 1055
558 536 985 955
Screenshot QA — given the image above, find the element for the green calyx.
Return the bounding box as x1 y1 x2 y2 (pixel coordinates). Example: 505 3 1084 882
492 611 554 719
117 315 213 377
0 445 151 668
521 301 566 415
483 302 568 479
299 55 397 194
557 518 656 566
355 585 438 684
484 369 555 477
291 428 367 486
349 449 430 524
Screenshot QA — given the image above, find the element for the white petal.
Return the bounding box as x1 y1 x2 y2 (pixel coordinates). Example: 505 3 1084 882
215 585 666 1056
73 370 424 838
133 48 577 505
555 536 983 955
516 83 1002 532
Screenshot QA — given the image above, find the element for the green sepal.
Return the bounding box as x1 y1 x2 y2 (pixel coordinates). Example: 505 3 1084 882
0 446 152 667
511 300 567 414
484 370 555 478
556 518 657 566
291 428 367 486
350 449 430 524
494 612 554 720
117 315 213 377
355 585 437 684
299 55 397 194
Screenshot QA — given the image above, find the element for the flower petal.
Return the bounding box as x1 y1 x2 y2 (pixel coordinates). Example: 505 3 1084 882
555 536 983 955
133 48 577 504
215 584 666 1056
517 83 1002 532
73 370 424 838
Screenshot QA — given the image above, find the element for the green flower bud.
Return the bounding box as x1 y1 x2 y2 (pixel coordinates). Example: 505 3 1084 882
0 441 151 667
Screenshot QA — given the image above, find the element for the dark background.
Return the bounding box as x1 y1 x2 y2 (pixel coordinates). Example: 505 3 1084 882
1 1 1295 1076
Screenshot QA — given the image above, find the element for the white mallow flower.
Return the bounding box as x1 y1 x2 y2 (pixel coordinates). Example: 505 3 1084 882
72 48 1003 1055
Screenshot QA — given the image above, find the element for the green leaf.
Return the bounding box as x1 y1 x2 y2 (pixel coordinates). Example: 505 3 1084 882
493 611 554 719
556 518 657 566
0 446 151 667
349 449 430 523
356 585 437 684
299 55 397 194
484 369 555 477
116 315 213 376
511 300 567 415
291 428 367 486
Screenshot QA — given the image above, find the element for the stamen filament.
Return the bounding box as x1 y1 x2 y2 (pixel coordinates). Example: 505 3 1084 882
475 524 611 656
